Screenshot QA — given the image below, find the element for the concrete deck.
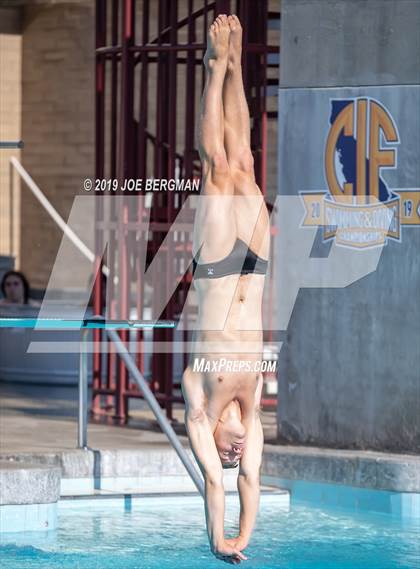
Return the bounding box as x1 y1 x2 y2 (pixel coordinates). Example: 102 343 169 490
0 381 278 453
263 443 420 493
0 461 60 505
0 382 287 532
1 381 419 499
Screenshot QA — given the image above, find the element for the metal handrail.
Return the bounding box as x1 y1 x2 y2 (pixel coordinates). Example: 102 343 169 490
6 157 205 496
0 140 24 149
0 315 204 496
0 317 174 329
9 157 109 277
106 329 205 497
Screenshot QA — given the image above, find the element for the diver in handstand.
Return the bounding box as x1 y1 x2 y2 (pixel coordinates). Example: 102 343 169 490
182 14 270 565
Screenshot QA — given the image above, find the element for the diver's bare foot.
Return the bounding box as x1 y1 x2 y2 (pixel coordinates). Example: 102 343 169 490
204 14 230 69
227 14 242 71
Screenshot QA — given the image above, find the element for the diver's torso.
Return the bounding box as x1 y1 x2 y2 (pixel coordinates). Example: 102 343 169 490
193 272 265 341
184 272 265 428
182 361 261 431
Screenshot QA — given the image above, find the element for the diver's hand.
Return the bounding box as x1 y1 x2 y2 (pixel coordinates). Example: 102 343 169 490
212 539 248 564
224 535 249 552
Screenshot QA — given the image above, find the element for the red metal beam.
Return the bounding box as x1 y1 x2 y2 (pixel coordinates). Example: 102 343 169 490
93 0 279 422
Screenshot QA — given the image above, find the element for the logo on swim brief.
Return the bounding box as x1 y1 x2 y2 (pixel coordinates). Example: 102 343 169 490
207 267 214 276
300 97 420 248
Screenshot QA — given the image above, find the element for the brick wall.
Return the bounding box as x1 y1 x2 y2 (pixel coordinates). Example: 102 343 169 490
20 0 94 289
0 7 22 264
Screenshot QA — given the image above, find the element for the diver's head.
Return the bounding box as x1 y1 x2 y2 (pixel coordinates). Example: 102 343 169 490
214 407 246 468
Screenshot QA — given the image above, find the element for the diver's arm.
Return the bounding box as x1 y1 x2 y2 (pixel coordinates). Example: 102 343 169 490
185 406 224 546
185 406 246 563
233 374 264 550
235 409 263 548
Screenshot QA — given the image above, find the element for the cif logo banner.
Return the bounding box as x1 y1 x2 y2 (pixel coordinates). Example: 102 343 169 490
300 97 420 248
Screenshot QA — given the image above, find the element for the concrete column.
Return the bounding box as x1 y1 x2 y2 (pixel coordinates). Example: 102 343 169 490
276 0 420 452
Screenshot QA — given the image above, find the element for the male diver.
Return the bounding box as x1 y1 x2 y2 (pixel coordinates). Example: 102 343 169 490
182 14 270 565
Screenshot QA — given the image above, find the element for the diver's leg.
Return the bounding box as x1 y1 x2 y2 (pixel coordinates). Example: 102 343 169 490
222 15 269 258
194 14 236 263
222 15 255 183
198 15 229 188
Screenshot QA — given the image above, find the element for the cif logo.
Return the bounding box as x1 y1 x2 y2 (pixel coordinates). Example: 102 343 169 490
300 95 420 248
325 98 399 205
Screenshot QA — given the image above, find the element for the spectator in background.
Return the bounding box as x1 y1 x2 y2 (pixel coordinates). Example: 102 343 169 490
0 270 40 306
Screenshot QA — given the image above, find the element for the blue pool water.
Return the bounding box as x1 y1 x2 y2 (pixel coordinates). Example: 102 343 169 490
1 495 419 569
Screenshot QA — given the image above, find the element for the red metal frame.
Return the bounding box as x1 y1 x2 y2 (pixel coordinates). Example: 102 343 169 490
92 0 279 423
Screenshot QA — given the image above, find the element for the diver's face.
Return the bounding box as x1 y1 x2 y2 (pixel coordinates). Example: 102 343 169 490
214 416 246 466
217 441 245 466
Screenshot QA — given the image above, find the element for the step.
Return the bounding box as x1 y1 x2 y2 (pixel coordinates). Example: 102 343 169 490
0 460 61 532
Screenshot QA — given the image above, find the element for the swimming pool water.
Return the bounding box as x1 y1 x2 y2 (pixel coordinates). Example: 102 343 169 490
1 495 419 569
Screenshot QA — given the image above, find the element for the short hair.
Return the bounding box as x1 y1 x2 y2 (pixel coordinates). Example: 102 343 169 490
222 461 239 469
1 270 30 304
